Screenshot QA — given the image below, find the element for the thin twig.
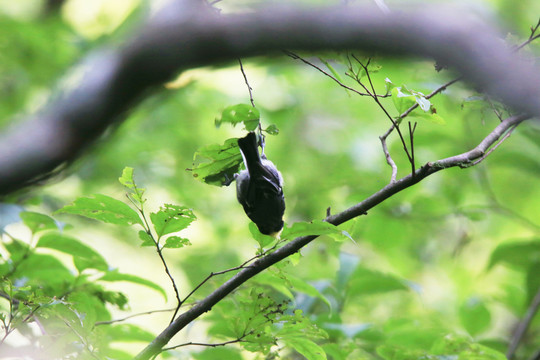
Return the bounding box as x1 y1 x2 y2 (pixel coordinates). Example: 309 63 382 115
507 286 540 359
514 17 540 51
408 121 417 177
238 58 255 107
137 207 182 324
94 307 176 326
470 122 517 166
163 337 246 351
380 132 398 182
284 50 389 98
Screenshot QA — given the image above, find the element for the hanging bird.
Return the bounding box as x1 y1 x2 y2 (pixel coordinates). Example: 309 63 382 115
236 132 285 236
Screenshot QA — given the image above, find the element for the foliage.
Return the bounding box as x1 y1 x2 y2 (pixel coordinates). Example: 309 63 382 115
1 1 540 360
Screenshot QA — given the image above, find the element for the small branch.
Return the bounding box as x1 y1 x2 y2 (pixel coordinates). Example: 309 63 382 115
238 59 256 107
399 76 462 119
94 308 176 326
529 349 540 360
137 207 182 324
507 285 540 359
432 115 526 169
408 121 417 177
470 122 517 166
380 132 398 182
284 51 389 98
163 337 245 351
514 17 540 51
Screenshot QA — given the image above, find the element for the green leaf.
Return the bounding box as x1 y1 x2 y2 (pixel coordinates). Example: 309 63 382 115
215 104 260 131
118 166 146 206
190 138 243 186
283 337 327 360
459 297 491 336
150 204 196 237
265 124 280 135
249 222 277 248
385 77 396 93
487 239 540 270
192 347 244 360
100 270 167 300
163 236 191 249
319 57 344 83
19 211 58 234
391 86 416 114
14 253 75 287
254 271 295 299
104 323 155 342
414 94 431 111
431 334 506 359
409 109 446 125
55 194 142 226
4 238 30 262
37 232 108 272
288 274 332 311
348 266 409 296
138 230 155 247
281 220 352 242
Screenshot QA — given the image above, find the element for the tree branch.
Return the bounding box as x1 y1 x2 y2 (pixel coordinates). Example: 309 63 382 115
507 285 540 359
134 113 528 359
1 3 540 196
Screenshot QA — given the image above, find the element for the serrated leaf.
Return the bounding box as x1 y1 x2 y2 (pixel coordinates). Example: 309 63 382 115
150 204 196 237
190 138 243 186
487 239 540 270
459 297 491 336
215 104 260 131
37 232 108 272
163 236 191 249
118 167 146 205
100 270 167 300
284 337 327 360
138 230 155 247
19 211 58 234
55 194 142 226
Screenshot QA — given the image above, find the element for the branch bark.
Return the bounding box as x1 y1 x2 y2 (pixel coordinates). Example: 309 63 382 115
0 2 539 196
134 114 528 359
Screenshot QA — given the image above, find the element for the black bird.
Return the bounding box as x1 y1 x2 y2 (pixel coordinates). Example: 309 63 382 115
236 132 285 236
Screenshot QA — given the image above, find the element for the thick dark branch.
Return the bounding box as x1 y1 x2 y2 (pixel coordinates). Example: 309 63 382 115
1 3 540 196
134 113 528 359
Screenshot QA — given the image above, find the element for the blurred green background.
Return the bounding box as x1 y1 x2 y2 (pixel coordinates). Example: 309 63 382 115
1 0 540 359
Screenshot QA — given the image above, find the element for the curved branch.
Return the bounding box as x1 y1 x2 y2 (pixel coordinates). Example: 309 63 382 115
0 3 539 195
134 113 527 359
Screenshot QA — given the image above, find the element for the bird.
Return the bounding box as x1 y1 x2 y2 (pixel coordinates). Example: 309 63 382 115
236 132 285 236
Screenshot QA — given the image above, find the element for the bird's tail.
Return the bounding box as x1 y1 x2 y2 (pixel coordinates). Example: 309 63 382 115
238 132 261 173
